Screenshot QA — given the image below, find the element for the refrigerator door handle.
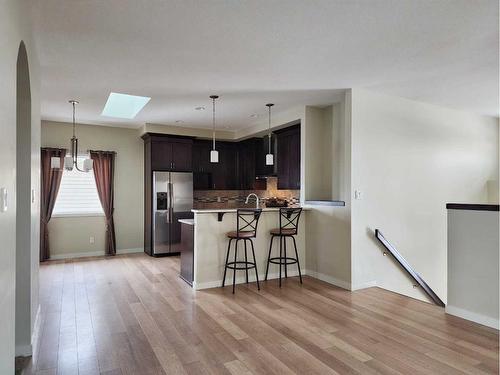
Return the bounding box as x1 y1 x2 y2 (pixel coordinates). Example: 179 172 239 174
169 181 174 224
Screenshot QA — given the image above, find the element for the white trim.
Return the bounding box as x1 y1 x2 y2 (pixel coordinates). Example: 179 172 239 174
32 304 42 347
15 344 32 357
350 280 378 291
15 305 41 357
49 248 143 260
193 269 306 290
305 269 352 290
52 212 105 218
446 305 500 330
117 248 144 254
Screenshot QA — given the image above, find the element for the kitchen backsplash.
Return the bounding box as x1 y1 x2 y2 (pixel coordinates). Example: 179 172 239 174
193 177 300 209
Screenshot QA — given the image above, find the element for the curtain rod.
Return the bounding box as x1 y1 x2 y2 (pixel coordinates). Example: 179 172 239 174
41 147 65 151
87 150 117 154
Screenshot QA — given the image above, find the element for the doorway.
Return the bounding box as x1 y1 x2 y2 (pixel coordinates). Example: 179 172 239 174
15 41 33 357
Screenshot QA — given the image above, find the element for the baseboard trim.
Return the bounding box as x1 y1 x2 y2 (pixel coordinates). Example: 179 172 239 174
446 305 499 330
15 344 32 357
351 280 378 291
15 305 41 358
49 248 143 260
193 269 306 290
305 269 351 290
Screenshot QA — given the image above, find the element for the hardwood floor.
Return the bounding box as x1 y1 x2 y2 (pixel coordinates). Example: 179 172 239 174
23 253 498 374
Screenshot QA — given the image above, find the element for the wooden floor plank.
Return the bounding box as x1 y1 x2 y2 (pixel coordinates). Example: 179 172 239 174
21 253 498 375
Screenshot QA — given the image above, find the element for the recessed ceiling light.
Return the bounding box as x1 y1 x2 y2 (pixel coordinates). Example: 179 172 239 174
101 92 151 119
195 106 206 111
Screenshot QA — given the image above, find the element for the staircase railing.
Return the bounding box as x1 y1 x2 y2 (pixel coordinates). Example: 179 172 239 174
375 229 445 307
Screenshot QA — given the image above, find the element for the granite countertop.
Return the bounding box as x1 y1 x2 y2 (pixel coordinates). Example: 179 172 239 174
178 219 195 225
192 206 307 214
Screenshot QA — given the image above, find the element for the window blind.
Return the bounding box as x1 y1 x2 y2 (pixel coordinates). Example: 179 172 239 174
52 157 104 216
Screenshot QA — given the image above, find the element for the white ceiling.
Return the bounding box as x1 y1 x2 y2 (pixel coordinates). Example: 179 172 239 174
31 0 499 130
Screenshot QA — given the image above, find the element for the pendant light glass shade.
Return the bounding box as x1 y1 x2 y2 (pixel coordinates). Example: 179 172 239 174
210 150 219 163
83 158 94 172
266 153 274 166
209 95 219 163
64 156 74 170
265 103 274 165
50 156 61 169
53 100 93 172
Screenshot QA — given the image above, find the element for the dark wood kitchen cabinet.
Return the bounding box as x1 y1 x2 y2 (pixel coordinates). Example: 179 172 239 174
180 221 194 285
192 140 212 190
211 142 238 190
255 134 276 177
142 133 193 255
192 140 238 190
238 139 257 190
276 125 300 190
144 134 193 172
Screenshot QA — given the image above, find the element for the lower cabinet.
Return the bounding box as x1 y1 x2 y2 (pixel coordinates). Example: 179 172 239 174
180 222 194 285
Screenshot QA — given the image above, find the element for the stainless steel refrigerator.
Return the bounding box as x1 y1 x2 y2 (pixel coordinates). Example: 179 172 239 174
153 171 193 255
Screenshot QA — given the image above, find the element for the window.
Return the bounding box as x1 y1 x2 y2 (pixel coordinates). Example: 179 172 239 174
52 157 104 217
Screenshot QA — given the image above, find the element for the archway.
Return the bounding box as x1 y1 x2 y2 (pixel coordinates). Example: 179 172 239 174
15 41 32 357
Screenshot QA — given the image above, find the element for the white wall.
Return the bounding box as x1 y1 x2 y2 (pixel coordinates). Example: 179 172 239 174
350 89 499 302
0 0 40 371
447 208 499 328
303 95 352 288
42 121 144 258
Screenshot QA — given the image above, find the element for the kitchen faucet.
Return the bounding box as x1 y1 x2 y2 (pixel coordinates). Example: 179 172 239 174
245 193 260 209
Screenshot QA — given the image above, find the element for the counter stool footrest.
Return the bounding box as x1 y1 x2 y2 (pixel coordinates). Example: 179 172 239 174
225 261 257 270
268 257 298 266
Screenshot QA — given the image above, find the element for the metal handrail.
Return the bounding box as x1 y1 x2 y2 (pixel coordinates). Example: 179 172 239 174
375 229 445 307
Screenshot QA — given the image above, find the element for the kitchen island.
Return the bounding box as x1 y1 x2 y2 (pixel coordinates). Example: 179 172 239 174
191 207 307 290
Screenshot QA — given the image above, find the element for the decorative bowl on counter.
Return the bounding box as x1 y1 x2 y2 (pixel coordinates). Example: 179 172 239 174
265 198 288 208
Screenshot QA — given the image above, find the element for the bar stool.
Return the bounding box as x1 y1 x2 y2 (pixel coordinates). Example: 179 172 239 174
265 208 303 287
222 209 262 293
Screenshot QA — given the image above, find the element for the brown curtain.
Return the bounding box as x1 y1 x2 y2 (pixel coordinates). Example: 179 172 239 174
40 148 66 262
91 151 116 256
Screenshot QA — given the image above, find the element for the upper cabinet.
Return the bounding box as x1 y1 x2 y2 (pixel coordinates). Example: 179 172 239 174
143 134 193 172
276 125 301 190
238 139 257 190
193 140 238 190
211 142 238 190
255 134 276 177
144 123 301 191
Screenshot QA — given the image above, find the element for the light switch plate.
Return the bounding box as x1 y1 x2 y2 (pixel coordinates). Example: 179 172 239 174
0 187 8 212
354 190 363 200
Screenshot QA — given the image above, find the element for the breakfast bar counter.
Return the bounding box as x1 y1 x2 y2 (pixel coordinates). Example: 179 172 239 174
191 207 307 290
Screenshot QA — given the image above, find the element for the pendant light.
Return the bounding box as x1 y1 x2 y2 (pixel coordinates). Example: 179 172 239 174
51 100 93 172
210 95 219 163
265 103 274 165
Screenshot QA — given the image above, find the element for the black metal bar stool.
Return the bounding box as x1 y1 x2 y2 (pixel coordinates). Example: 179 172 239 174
265 207 303 287
222 209 262 293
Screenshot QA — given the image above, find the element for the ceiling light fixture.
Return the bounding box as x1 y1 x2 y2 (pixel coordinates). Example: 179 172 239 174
51 100 93 172
195 106 206 111
265 103 274 165
210 95 219 163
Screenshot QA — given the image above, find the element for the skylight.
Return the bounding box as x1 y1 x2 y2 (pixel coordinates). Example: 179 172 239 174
101 92 151 119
